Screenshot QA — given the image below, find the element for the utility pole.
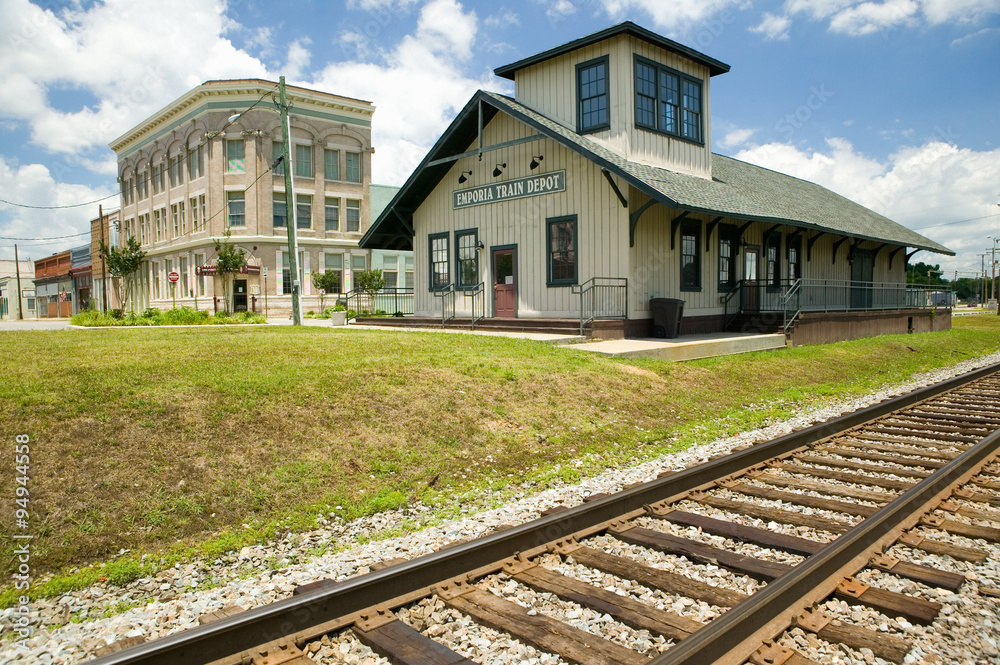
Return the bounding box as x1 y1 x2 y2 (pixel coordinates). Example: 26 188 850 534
14 244 23 320
100 204 108 313
278 76 302 326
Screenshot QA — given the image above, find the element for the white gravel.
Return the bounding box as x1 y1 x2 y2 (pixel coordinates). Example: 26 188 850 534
3 351 999 665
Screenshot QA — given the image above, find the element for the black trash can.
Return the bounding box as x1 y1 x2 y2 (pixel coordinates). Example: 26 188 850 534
650 298 684 338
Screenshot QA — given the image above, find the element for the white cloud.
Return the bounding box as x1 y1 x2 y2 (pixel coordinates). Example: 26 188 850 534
598 0 746 35
733 138 1000 273
309 0 500 185
750 12 793 40
828 0 919 36
0 0 270 157
345 0 421 10
951 26 1000 46
285 38 313 80
485 7 520 27
921 0 1000 24
546 0 578 21
0 156 115 260
718 127 756 149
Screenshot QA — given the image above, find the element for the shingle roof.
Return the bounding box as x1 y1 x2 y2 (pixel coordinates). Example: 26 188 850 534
361 90 952 256
483 92 952 255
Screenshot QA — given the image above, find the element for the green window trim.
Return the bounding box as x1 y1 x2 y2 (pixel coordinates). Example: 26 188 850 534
787 235 802 283
546 215 578 286
429 232 450 291
680 220 701 291
576 56 610 135
766 233 782 289
633 55 705 145
718 223 738 291
455 228 480 289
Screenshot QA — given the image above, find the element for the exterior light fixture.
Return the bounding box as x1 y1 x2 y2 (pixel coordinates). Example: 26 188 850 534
493 162 506 177
475 240 485 250
458 170 472 184
530 155 544 169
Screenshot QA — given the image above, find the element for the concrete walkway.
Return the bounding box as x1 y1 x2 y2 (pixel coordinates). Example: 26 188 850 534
569 331 788 361
0 318 70 331
330 321 583 343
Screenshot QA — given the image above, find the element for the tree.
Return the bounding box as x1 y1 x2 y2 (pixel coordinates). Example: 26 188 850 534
214 231 246 313
906 262 945 285
100 236 146 313
355 269 385 312
312 270 341 311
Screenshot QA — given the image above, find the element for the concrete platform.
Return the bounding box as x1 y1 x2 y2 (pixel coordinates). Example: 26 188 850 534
335 322 583 344
568 331 788 361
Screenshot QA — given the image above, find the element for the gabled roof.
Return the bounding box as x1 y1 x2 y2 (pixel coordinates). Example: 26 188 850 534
494 22 731 79
361 91 953 256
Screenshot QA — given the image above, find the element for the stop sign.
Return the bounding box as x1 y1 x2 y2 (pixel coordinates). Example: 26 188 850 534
168 271 180 283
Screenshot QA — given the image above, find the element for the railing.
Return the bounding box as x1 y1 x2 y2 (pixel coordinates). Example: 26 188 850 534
725 279 953 332
433 284 456 325
468 282 486 330
572 277 628 336
343 288 415 318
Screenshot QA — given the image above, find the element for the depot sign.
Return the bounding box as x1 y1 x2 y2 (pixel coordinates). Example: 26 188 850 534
454 170 566 209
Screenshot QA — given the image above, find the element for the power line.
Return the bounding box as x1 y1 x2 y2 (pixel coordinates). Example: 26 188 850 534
0 191 119 210
0 231 91 241
911 213 1000 231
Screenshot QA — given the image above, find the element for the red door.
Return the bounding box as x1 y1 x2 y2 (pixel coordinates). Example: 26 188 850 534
493 248 516 318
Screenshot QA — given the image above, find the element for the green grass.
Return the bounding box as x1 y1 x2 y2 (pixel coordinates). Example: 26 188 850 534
1 314 998 606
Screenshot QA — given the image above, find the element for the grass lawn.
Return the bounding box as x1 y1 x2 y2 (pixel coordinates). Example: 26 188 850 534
1 314 999 603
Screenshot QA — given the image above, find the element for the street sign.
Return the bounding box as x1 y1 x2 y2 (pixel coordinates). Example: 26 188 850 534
168 271 180 283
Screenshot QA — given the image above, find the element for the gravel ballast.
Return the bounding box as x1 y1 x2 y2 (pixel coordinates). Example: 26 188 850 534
4 352 1000 665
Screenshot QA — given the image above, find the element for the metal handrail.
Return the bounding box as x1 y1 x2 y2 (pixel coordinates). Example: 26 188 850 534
344 288 415 317
722 281 743 330
433 283 456 325
572 277 628 336
468 282 486 330
779 278 802 333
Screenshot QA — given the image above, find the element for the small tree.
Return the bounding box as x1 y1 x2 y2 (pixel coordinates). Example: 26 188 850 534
100 236 146 313
312 270 341 312
214 231 246 313
356 269 385 312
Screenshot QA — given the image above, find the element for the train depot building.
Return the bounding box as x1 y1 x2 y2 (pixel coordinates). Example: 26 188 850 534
361 22 953 344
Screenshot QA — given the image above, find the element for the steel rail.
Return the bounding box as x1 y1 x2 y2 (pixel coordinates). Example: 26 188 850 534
89 362 1000 665
651 410 1000 665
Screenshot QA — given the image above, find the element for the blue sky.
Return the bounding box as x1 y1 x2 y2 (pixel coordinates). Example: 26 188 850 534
1 0 998 279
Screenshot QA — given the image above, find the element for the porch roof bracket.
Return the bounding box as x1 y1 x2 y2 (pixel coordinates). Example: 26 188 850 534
871 243 888 260
393 209 414 237
762 223 781 248
831 236 850 265
706 216 723 253
670 211 691 251
905 249 921 265
601 168 629 208
847 239 862 265
734 221 754 255
888 246 905 270
807 232 826 262
629 199 658 247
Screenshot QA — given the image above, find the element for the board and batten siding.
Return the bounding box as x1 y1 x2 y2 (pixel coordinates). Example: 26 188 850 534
512 34 713 179
412 111 629 319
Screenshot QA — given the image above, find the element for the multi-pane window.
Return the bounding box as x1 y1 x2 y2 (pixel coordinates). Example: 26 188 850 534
179 201 186 235
273 192 287 228
179 256 189 298
455 230 479 288
547 216 577 285
718 225 737 291
351 254 367 284
168 154 183 187
324 149 340 180
199 195 206 229
136 171 148 199
404 256 414 289
766 234 781 287
281 250 306 295
346 152 361 183
577 57 609 133
152 163 165 194
296 194 312 229
123 176 133 205
429 232 449 290
787 236 802 283
324 254 343 293
634 56 703 143
227 191 245 226
324 197 339 231
226 140 245 173
295 144 312 178
680 221 701 290
154 208 163 241
171 204 180 238
195 253 206 296
382 255 398 289
346 199 360 232
188 145 204 180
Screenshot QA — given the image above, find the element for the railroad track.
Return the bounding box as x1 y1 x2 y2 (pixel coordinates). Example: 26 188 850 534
90 364 1000 665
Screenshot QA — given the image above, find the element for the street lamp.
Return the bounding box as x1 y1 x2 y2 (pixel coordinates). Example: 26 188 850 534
215 76 302 325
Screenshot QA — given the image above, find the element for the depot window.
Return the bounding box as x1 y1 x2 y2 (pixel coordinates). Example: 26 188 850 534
634 56 703 144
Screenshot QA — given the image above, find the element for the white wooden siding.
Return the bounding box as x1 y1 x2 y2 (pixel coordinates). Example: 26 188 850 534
413 112 629 318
